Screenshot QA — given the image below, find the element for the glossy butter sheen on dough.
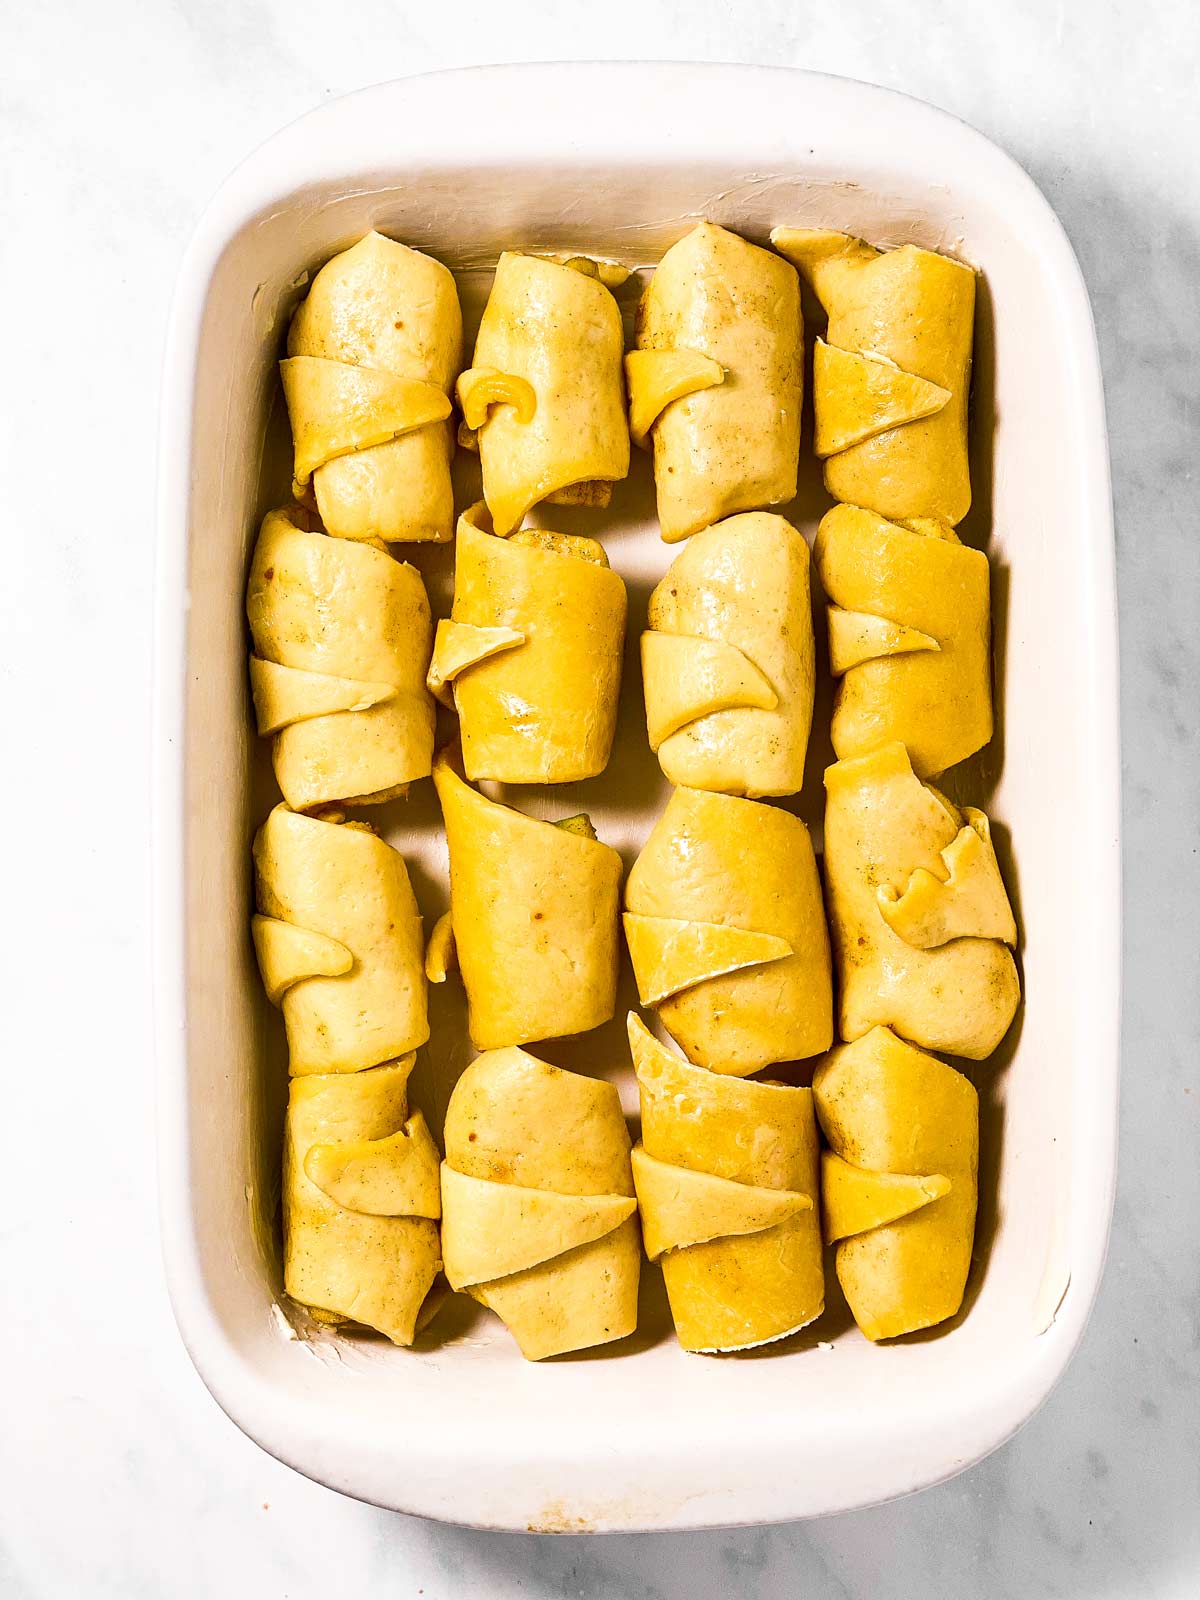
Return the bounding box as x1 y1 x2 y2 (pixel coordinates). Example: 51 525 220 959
815 503 991 778
440 1047 639 1360
822 743 1019 1058
432 753 622 1050
629 1016 822 1352
631 222 803 542
252 806 428 1074
772 227 975 527
284 1056 441 1346
246 507 435 809
813 1027 979 1341
624 786 832 1074
463 253 629 535
642 510 814 796
427 503 626 783
283 231 462 543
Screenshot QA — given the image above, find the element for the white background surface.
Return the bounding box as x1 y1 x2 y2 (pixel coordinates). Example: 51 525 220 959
1 2 1197 1596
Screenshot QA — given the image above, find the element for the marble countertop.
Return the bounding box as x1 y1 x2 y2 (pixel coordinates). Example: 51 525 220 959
2 2 1197 1595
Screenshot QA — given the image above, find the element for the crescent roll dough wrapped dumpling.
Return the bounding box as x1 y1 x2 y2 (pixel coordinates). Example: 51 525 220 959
441 1047 639 1360
460 253 629 535
642 511 814 796
815 503 991 778
813 1027 979 1340
432 753 622 1049
285 1055 442 1346
427 504 626 783
628 223 803 543
772 227 975 527
624 787 832 1075
247 508 436 810
253 805 428 1074
823 743 1019 1059
282 231 461 543
629 1016 822 1352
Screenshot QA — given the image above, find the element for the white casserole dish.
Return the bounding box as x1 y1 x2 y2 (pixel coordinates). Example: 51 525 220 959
154 63 1120 1531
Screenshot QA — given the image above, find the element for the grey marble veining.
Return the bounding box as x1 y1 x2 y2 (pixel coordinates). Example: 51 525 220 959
1 1 1197 1596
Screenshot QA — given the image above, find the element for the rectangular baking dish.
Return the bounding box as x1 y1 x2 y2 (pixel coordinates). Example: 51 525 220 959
154 63 1120 1531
